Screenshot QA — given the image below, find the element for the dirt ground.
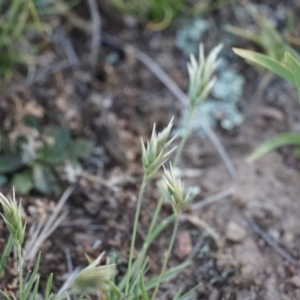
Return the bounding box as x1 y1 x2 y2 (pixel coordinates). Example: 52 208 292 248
2 0 300 299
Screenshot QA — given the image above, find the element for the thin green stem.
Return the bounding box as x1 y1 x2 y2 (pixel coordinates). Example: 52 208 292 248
125 176 147 296
173 111 194 167
131 195 164 276
133 113 194 279
151 218 179 300
17 244 23 297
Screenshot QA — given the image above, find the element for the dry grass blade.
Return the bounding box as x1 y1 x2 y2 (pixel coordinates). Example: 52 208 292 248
24 185 75 261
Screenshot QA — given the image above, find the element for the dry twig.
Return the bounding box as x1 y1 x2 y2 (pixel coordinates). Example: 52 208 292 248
86 0 102 70
245 215 299 266
191 186 235 211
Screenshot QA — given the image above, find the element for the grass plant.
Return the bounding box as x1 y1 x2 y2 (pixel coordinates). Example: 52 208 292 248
233 49 300 160
0 42 221 299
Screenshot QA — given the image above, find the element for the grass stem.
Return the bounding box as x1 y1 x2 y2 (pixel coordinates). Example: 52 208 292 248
151 218 179 300
17 244 23 297
173 111 194 167
125 176 147 296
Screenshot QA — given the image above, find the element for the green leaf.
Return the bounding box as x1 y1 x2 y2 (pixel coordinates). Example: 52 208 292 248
107 280 122 298
139 272 149 300
33 164 61 196
145 261 191 291
39 147 68 164
0 290 12 300
67 138 93 159
31 276 40 299
23 114 41 129
232 48 296 86
44 273 53 300
49 127 71 149
12 171 34 194
0 154 23 173
249 133 300 161
176 283 201 300
285 52 300 102
21 252 41 300
0 235 13 279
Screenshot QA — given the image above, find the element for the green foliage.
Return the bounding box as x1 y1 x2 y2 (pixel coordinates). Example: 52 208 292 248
234 48 300 160
110 0 183 30
0 114 199 299
226 3 300 62
0 122 93 196
0 0 78 79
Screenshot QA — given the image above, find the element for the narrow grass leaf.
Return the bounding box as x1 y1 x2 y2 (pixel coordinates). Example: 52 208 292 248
44 273 54 300
128 257 149 294
285 52 300 102
249 133 300 161
173 288 183 300
32 276 40 299
140 272 149 300
21 252 41 300
0 291 12 300
232 48 296 86
0 235 13 279
121 214 175 291
176 283 201 300
107 279 122 298
145 261 191 290
145 214 176 246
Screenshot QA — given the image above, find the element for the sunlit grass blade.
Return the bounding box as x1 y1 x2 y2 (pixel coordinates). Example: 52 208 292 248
232 48 296 86
285 52 300 102
145 261 191 290
21 252 41 300
248 133 300 161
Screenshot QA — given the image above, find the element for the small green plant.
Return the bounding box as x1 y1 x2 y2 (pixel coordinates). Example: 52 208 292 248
0 122 93 196
226 2 300 98
110 0 234 30
0 0 77 79
0 190 116 299
233 48 300 160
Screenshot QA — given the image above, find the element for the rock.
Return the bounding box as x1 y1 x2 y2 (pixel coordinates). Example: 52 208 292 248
289 276 300 288
226 221 247 242
175 230 193 259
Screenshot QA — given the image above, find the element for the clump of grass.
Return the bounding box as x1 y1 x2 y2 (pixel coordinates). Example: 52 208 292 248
0 0 77 80
0 41 221 299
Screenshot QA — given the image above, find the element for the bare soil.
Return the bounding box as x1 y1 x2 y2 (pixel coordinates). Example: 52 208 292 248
2 1 300 299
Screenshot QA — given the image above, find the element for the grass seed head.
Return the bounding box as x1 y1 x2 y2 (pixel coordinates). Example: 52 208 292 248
0 190 25 246
162 163 191 217
141 117 176 180
188 43 223 112
73 253 115 294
